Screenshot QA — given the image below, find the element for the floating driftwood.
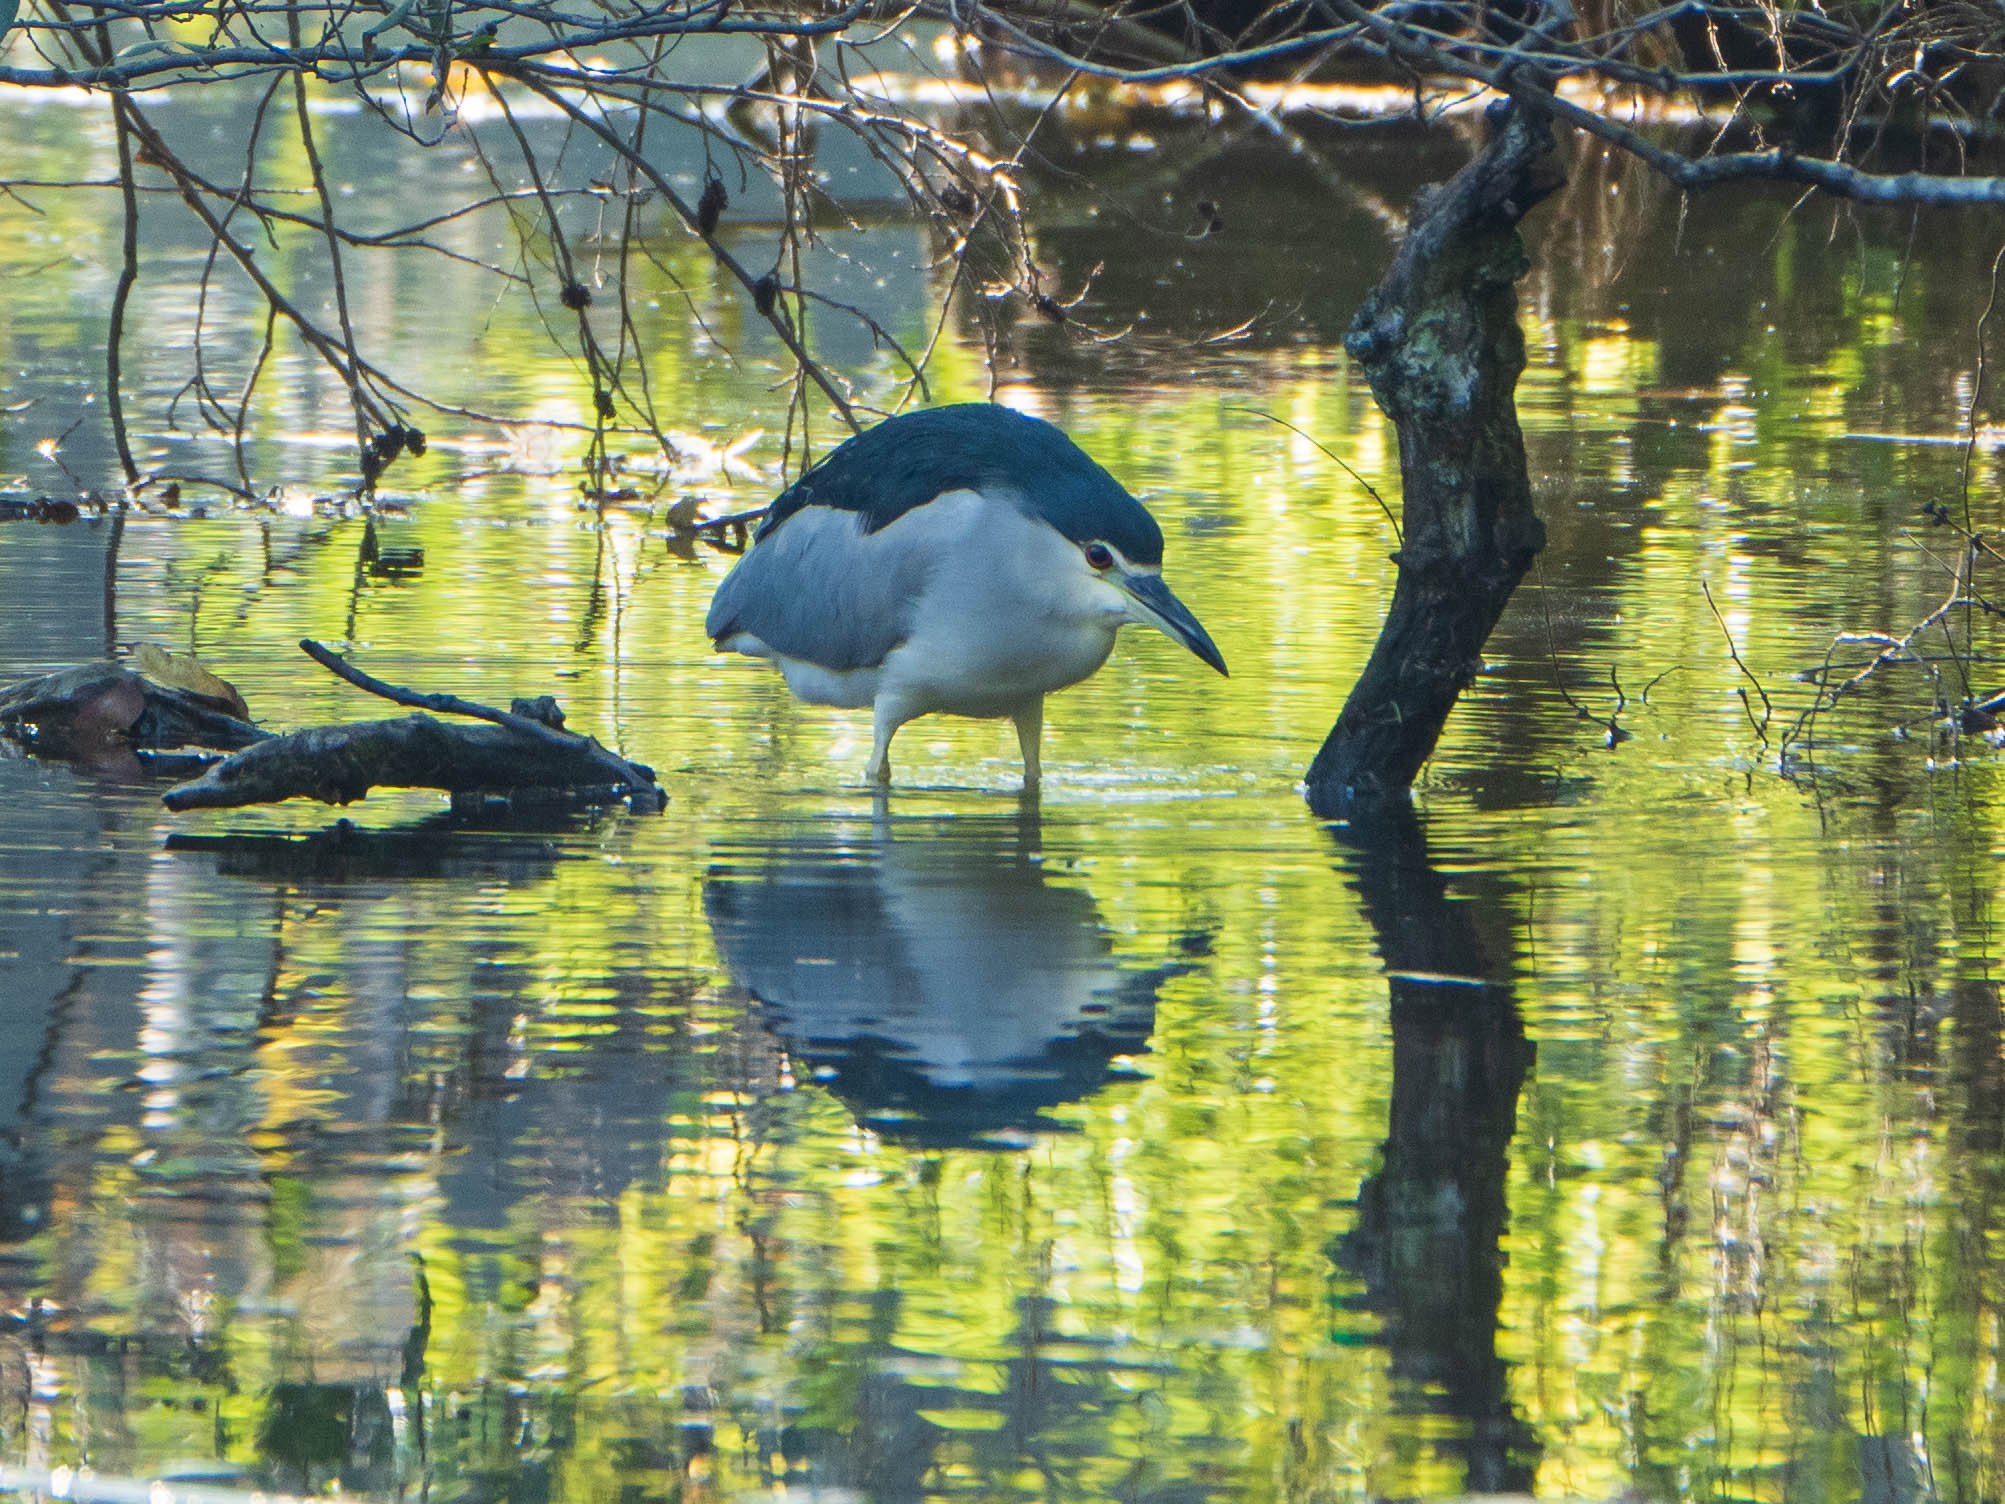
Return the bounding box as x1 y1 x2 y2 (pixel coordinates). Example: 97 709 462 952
0 658 264 761
160 640 664 813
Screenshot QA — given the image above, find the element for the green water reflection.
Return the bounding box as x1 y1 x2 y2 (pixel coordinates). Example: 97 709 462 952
6 80 2005 1504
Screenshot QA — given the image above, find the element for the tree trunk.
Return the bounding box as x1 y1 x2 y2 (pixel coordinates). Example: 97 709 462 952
1305 101 1561 818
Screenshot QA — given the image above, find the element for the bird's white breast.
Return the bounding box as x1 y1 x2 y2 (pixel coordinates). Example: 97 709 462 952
873 489 1126 718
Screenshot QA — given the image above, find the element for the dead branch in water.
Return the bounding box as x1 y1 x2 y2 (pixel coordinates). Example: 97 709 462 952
160 711 660 813
1782 522 2005 761
159 640 665 813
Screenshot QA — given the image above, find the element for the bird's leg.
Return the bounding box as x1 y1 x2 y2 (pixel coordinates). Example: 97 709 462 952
1013 698 1044 787
866 701 901 785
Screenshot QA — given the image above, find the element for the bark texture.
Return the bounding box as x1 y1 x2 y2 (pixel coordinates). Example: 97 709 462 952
1305 102 1560 818
161 714 655 811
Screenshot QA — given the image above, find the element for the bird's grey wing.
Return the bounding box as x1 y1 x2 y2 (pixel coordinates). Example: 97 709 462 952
705 504 927 672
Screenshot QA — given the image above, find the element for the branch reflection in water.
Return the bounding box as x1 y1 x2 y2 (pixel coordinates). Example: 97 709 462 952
704 802 1201 1148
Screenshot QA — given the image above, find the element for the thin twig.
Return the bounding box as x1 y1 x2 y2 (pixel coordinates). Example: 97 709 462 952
508 66 862 435
105 95 142 486
1229 405 1400 544
298 637 664 809
290 52 376 477
1537 585 1628 744
1701 579 1772 747
1955 241 2005 536
1640 666 1680 704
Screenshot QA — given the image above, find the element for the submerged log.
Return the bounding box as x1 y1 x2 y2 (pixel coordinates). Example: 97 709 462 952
1305 100 1560 818
161 713 655 811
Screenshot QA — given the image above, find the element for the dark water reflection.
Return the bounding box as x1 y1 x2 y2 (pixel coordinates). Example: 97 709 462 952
705 810 1185 1148
10 78 2005 1504
1333 815 1539 1497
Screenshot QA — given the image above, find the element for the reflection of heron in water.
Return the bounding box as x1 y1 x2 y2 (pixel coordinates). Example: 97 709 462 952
704 806 1197 1147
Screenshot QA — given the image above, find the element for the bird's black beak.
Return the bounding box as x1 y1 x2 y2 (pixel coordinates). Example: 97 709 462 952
1123 572 1228 676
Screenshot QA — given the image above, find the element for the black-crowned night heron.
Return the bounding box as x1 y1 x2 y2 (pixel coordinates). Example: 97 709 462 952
704 403 1227 786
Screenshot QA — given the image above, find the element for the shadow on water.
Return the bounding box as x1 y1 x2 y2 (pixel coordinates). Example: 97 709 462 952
704 799 1203 1148
1328 810 1542 1495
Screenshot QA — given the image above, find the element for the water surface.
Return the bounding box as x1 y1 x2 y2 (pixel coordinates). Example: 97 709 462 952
5 81 2005 1504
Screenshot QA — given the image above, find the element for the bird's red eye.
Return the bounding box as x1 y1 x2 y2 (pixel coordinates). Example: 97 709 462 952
1085 543 1114 571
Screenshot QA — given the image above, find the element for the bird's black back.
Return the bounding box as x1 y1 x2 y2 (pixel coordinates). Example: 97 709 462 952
759 404 1165 566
